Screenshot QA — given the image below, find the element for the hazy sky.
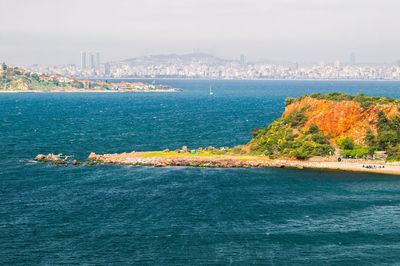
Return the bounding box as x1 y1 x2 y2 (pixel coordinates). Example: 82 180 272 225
1 0 399 65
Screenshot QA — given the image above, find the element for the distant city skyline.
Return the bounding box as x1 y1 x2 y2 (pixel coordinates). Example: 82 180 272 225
20 51 400 68
23 52 400 81
1 0 400 65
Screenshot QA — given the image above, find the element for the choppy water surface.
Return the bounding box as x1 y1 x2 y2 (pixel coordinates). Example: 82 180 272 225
2 80 400 264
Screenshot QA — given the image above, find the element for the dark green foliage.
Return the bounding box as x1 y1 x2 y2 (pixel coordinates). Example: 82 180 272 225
71 80 84 88
283 107 308 128
289 92 400 109
31 73 40 82
1 63 7 70
285 97 295 106
364 128 378 155
365 128 377 147
376 111 400 159
292 141 315 159
336 136 355 150
249 115 334 159
251 128 260 138
335 136 369 158
306 123 319 134
341 148 369 158
314 144 335 156
352 112 400 160
311 132 330 145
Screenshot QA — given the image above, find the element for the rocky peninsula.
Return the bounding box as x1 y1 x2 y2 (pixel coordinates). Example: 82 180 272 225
0 62 179 92
35 93 400 175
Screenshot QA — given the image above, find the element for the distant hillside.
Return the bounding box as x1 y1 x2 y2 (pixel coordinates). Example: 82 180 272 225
0 62 175 92
122 53 230 66
0 62 86 91
247 93 400 160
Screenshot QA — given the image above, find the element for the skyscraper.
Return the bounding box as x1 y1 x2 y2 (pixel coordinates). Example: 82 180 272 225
95 52 100 70
89 53 95 69
80 51 87 69
240 54 246 65
350 52 356 66
104 63 111 75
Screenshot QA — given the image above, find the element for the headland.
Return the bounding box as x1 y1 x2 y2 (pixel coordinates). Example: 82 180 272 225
34 92 400 175
0 62 179 92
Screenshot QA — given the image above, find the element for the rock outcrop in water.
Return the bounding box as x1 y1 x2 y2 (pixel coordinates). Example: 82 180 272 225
34 153 65 164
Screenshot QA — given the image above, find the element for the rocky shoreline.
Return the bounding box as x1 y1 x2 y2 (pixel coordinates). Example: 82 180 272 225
86 151 400 175
88 152 292 168
33 151 400 175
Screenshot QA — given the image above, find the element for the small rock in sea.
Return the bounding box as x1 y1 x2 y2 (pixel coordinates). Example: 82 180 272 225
34 154 47 161
88 152 97 161
34 153 64 163
163 149 170 152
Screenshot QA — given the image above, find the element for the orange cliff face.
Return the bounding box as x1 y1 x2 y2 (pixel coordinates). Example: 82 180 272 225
282 97 400 145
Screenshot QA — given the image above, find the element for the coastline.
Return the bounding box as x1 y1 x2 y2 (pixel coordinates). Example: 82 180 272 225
0 89 179 93
87 151 400 175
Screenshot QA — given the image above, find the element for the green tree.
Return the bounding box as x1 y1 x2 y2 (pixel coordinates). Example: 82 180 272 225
337 136 355 150
365 128 377 147
311 133 330 145
31 73 40 82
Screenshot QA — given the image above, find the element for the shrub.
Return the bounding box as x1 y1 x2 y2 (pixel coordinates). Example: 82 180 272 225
285 97 295 106
31 73 40 82
306 123 319 134
311 133 330 145
283 107 308 128
251 128 260 138
232 146 243 154
342 148 369 158
293 142 315 159
293 93 399 108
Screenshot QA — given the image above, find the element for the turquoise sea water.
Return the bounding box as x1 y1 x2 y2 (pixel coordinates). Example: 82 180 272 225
2 80 400 264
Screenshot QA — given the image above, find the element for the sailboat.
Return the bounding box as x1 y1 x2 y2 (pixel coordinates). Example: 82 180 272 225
209 86 214 95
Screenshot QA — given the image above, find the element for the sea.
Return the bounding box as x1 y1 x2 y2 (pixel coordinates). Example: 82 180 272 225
2 80 400 265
